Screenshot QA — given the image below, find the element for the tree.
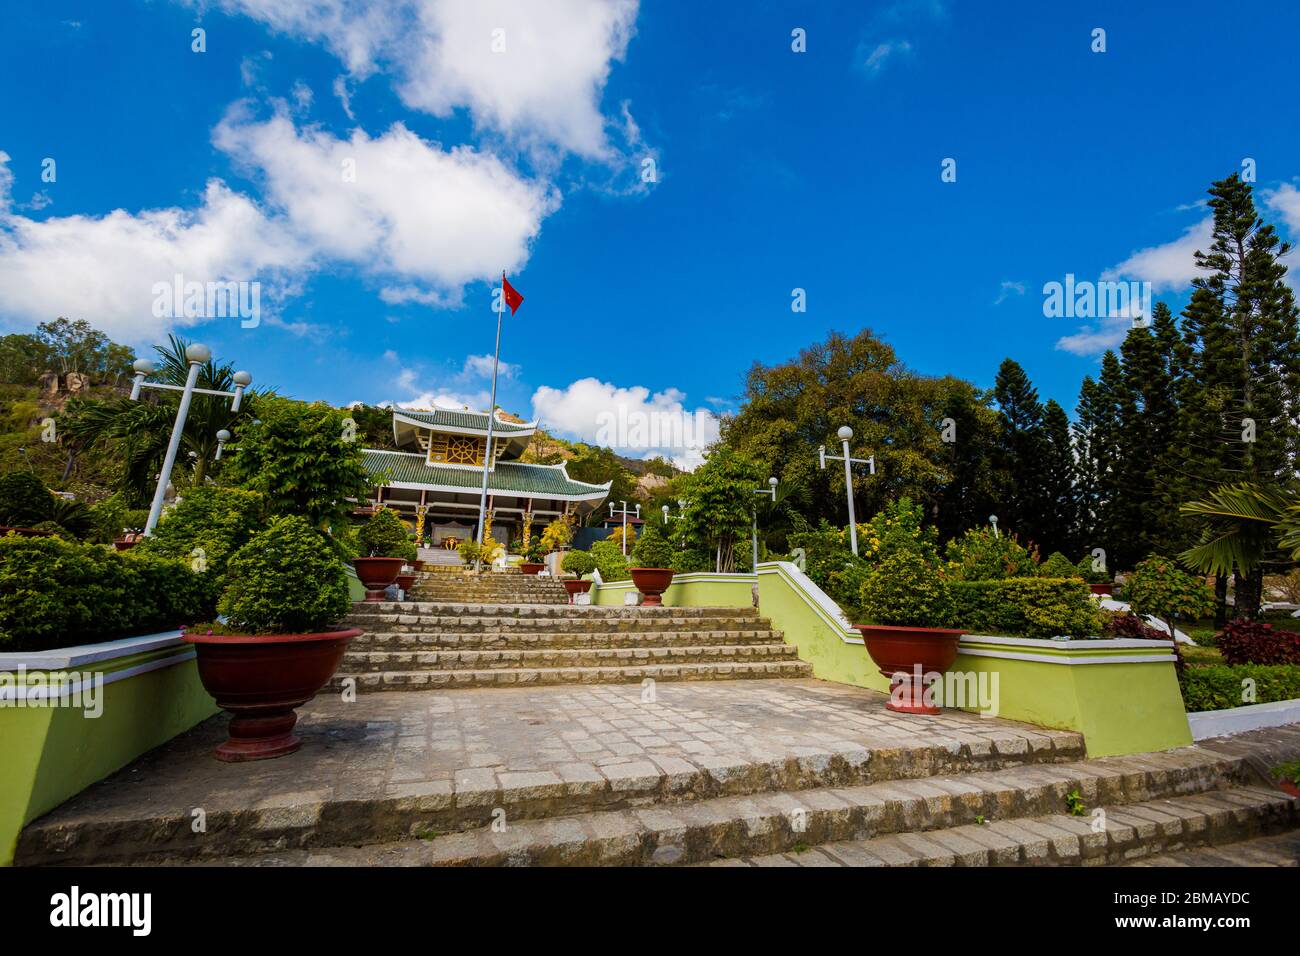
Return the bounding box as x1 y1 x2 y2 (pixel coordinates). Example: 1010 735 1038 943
992 358 1052 550
1041 399 1080 556
677 446 764 572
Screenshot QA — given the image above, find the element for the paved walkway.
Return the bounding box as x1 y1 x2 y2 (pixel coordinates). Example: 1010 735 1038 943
23 679 1081 837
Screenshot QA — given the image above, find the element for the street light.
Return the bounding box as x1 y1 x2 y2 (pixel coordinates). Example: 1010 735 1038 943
819 426 875 556
130 344 252 536
609 500 639 557
752 477 778 573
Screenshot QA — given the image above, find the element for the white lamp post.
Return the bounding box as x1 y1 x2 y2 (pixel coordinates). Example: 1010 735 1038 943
819 426 875 556
609 500 639 557
752 477 778 573
130 344 251 536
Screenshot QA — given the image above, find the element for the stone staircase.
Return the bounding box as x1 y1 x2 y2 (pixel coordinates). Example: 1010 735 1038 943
407 569 569 605
333 602 811 691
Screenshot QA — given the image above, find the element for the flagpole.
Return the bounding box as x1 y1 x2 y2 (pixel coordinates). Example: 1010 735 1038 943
475 272 505 548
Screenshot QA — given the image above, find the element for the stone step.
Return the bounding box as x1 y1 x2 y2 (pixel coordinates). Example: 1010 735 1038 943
345 602 760 621
80 746 1271 867
703 788 1299 867
1122 828 1300 866
15 713 1089 866
345 629 786 650
339 643 803 672
328 659 816 691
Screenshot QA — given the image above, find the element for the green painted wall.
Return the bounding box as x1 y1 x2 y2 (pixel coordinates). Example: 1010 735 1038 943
591 573 754 608
1 652 218 866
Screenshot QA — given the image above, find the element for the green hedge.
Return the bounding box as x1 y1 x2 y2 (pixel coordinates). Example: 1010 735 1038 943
0 534 209 651
1179 664 1300 712
948 577 1103 638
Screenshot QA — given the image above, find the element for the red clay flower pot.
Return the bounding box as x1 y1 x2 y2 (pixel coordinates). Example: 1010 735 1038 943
851 624 967 715
1281 779 1300 799
412 560 425 572
563 579 593 604
1088 583 1114 596
520 562 545 575
183 627 361 762
394 572 417 594
352 556 404 602
630 567 674 607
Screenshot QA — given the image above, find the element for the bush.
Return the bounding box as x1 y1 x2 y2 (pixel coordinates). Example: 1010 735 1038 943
859 549 953 628
359 508 417 561
561 549 596 578
671 548 713 573
136 487 266 607
0 534 208 651
0 471 54 527
1100 610 1167 641
857 498 940 564
948 577 1103 638
539 517 574 554
1126 555 1214 640
217 516 351 634
1217 620 1300 666
944 527 1039 581
1075 553 1111 584
631 520 675 568
589 540 630 581
1178 664 1300 712
1039 551 1081 579
788 521 872 617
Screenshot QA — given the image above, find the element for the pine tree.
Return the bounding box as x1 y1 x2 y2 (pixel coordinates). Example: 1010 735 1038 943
1040 399 1079 555
992 358 1052 551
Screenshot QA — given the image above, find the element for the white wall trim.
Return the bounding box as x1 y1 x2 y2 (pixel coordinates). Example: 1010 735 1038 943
1188 699 1300 740
0 650 196 703
0 630 187 671
958 647 1179 666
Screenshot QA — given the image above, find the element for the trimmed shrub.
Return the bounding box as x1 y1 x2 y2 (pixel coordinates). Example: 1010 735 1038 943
1100 610 1167 641
1217 620 1300 666
217 515 350 634
670 548 713 573
1039 551 1081 579
1178 664 1300 712
0 471 54 527
0 534 207 651
359 508 417 561
948 577 1103 638
631 520 675 568
561 549 595 578
788 521 872 617
857 497 940 564
860 549 953 628
1126 555 1214 640
539 517 574 553
136 487 266 607
1075 553 1111 585
589 540 630 582
944 527 1038 581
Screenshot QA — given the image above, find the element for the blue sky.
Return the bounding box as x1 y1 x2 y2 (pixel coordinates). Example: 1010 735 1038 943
2 0 1299 467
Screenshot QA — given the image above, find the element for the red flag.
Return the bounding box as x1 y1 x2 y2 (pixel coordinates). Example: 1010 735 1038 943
502 275 524 315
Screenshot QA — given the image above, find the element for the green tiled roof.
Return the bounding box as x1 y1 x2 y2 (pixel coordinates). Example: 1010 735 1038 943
393 409 534 434
364 449 610 500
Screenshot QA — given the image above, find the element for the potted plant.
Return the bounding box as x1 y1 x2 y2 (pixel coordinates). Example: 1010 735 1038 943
182 515 359 762
560 549 596 603
353 508 416 601
1076 553 1114 595
520 538 545 575
629 520 676 606
1273 760 1300 799
853 548 965 715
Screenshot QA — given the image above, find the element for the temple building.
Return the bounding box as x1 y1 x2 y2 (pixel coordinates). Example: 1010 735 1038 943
361 408 611 548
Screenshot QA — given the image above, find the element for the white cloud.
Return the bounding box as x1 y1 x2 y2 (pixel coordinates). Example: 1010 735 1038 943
1264 182 1300 234
463 354 517 379
531 377 719 470
1054 317 1133 357
993 280 1025 305
1102 216 1213 292
185 0 640 158
214 106 558 291
0 152 309 342
859 40 912 76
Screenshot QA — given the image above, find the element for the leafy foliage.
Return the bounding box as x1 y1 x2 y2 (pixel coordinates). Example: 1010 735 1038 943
630 519 675 568
677 446 764 573
787 521 872 618
1178 664 1300 712
1216 621 1300 666
1126 555 1215 640
944 526 1039 581
359 507 417 560
217 515 350 634
539 516 574 553
135 487 266 605
1039 551 1081 579
0 534 207 651
0 471 55 526
1100 611 1167 640
859 548 953 628
947 578 1103 638
856 497 939 564
589 540 630 581
225 395 374 533
561 548 596 577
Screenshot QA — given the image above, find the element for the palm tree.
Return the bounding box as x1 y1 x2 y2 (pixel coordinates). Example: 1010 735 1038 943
1179 483 1300 619
59 335 260 504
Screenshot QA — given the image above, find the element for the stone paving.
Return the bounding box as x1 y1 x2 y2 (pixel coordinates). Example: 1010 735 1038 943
18 678 1082 856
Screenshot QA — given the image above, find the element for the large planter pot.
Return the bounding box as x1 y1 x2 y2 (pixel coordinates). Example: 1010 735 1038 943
630 567 674 607
851 624 967 715
394 573 417 593
562 579 593 604
182 627 361 762
412 560 425 572
1088 583 1114 596
113 536 141 551
352 557 405 602
520 562 545 576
